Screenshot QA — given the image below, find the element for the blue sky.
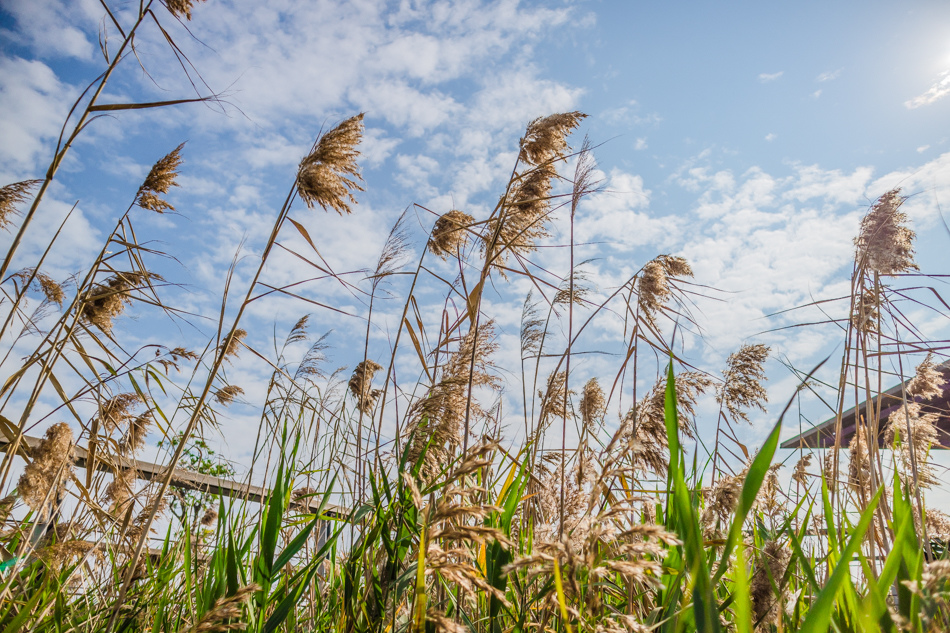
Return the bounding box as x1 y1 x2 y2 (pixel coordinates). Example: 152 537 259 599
1 0 950 476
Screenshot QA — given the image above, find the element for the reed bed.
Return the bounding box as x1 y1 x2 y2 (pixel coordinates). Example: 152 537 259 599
0 2 948 632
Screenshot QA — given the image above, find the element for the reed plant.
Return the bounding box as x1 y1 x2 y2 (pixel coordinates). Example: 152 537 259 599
0 1 948 631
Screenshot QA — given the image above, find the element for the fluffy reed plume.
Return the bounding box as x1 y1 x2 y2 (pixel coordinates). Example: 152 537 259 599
429 210 474 259
520 292 545 359
619 371 711 475
296 113 364 214
538 370 570 430
553 269 591 309
886 402 940 488
702 471 744 534
97 393 145 433
822 452 838 494
35 523 91 571
717 343 770 424
0 180 40 230
908 353 947 401
10 267 64 305
118 411 153 455
103 467 137 515
17 422 75 516
81 271 157 333
165 0 207 21
136 143 184 213
851 288 881 334
222 328 247 360
200 507 218 527
792 453 812 487
855 188 918 275
749 540 790 628
485 162 557 269
213 385 245 406
847 424 872 491
579 378 605 430
405 323 498 475
924 509 950 541
186 584 258 633
0 495 14 522
637 254 693 324
518 112 587 166
348 360 382 414
425 608 468 633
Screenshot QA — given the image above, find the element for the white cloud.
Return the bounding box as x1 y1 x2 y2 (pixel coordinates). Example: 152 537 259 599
0 57 77 173
758 71 784 82
816 69 842 82
765 133 777 142
917 145 930 153
905 70 950 109
811 89 822 99
634 138 647 150
0 0 99 60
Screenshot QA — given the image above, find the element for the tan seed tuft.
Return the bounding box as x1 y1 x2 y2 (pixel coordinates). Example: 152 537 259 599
429 210 474 259
0 180 41 231
296 114 364 214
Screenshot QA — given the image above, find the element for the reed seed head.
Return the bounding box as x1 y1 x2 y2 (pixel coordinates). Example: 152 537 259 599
429 210 474 259
792 453 812 487
118 411 153 455
886 402 940 489
855 188 918 275
579 378 605 431
187 583 258 633
622 371 711 475
348 360 382 414
716 343 770 425
17 422 74 517
97 393 145 433
485 162 557 272
213 385 245 406
296 114 365 214
750 540 790 627
519 112 587 166
165 0 207 21
907 353 947 402
0 180 41 231
200 508 218 527
851 288 881 334
137 143 184 213
638 255 693 324
405 322 498 476
222 328 247 360
847 424 871 491
81 271 157 333
11 267 64 305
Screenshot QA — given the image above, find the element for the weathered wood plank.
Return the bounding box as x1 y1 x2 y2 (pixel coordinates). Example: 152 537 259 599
0 434 348 519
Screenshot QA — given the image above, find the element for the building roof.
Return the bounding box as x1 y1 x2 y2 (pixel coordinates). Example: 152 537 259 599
780 361 950 450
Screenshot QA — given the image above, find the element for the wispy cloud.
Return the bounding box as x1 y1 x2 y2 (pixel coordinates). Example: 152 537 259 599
758 71 784 82
634 137 647 150
905 70 950 109
811 89 822 99
816 69 842 82
765 133 777 142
